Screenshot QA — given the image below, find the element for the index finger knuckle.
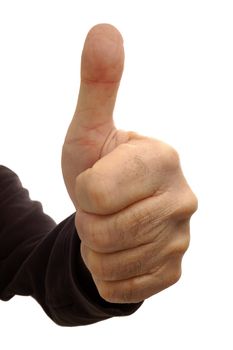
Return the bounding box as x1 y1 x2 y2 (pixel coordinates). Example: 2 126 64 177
156 142 180 173
76 168 112 214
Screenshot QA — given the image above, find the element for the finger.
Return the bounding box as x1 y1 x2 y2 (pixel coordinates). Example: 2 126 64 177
75 139 180 215
93 256 183 303
80 229 189 281
76 196 191 253
64 23 124 143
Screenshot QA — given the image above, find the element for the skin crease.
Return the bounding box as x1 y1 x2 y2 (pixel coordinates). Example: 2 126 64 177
61 24 198 304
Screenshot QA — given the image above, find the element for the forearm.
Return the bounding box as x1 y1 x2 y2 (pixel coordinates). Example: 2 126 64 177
0 165 142 326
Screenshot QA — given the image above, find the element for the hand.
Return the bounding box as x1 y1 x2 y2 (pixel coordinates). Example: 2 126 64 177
61 24 198 303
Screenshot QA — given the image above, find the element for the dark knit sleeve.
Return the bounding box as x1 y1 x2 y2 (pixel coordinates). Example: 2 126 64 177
0 165 142 326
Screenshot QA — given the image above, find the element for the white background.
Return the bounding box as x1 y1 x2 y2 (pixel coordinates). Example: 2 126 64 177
0 0 232 349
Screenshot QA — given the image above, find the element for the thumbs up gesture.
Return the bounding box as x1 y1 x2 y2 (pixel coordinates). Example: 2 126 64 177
61 24 197 303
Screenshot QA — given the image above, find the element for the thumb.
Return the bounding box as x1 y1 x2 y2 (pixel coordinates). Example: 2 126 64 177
77 23 124 127
62 24 124 206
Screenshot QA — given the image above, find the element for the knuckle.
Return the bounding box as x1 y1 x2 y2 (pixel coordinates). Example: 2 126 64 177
181 190 198 219
173 234 190 256
75 210 115 254
158 142 180 172
76 169 112 214
96 280 137 304
162 224 191 259
91 211 144 253
167 259 182 287
180 234 190 253
85 173 110 213
96 282 113 303
81 245 111 280
190 191 198 214
172 188 198 221
89 221 116 253
85 223 107 252
171 267 182 285
153 258 182 292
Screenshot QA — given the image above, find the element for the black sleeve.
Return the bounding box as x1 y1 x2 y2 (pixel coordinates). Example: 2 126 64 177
0 165 142 326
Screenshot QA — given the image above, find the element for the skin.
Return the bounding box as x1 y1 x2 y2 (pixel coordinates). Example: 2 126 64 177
61 24 198 304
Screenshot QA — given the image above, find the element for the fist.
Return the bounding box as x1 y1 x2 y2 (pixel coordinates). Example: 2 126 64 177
62 24 198 303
